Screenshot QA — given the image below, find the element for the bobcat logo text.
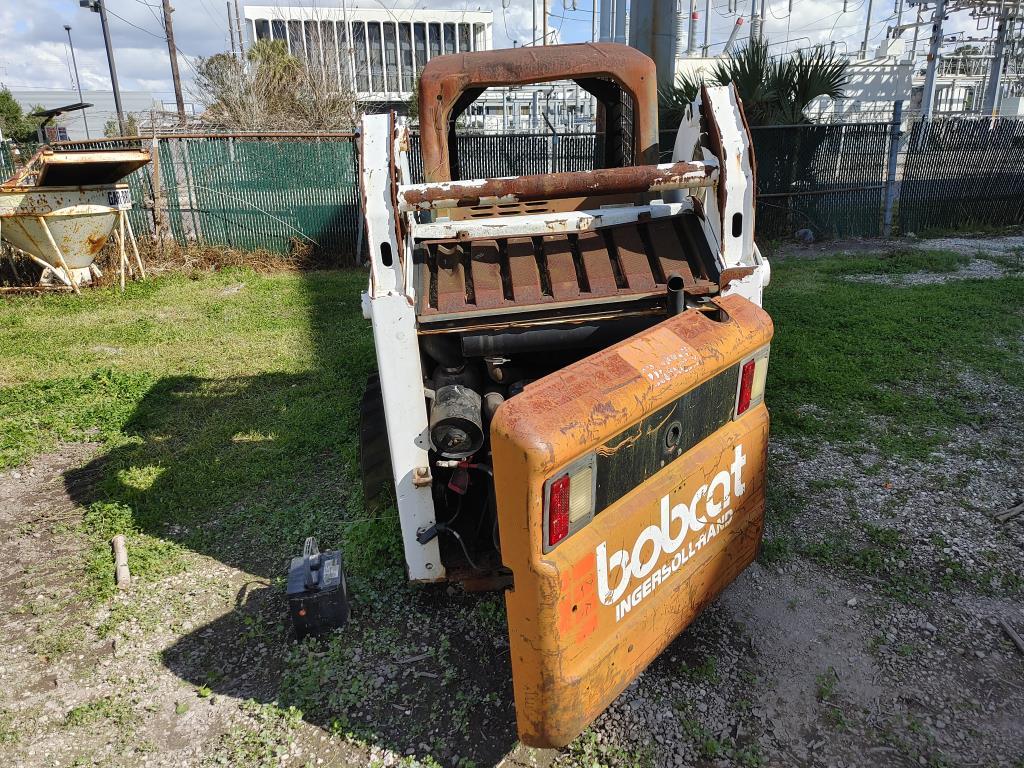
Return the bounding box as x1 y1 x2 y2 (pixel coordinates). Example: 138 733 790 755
595 445 748 622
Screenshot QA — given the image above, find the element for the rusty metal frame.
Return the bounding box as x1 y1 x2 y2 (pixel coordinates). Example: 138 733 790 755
417 43 659 183
397 160 717 212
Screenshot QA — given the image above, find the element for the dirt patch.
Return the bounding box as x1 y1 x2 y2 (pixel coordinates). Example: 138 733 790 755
842 258 1006 285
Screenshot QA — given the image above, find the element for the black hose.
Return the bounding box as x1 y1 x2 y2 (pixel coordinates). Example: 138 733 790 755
421 334 463 370
461 317 657 357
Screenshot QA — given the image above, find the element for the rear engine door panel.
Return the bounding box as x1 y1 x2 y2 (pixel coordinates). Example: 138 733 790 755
490 293 773 747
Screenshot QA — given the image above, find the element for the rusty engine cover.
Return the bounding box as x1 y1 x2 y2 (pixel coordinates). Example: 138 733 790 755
490 293 773 747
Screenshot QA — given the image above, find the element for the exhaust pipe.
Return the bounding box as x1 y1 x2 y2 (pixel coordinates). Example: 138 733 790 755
667 273 686 316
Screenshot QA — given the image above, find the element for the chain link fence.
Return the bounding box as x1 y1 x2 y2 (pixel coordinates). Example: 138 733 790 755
899 117 1024 235
5 114 1023 263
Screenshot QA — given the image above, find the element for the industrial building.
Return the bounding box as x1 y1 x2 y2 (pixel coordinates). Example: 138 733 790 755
242 5 493 106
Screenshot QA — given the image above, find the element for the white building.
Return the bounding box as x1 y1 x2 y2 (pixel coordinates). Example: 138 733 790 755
242 4 493 105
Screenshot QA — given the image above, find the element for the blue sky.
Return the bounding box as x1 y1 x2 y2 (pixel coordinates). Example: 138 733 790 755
0 1 974 104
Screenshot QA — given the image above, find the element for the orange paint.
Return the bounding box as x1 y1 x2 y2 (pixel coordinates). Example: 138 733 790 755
491 293 773 747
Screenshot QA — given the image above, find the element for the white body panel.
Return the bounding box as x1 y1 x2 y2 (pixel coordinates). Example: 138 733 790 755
360 85 763 582
360 113 445 582
671 86 770 307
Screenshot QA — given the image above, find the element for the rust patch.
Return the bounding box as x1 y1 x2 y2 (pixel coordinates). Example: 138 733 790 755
416 43 660 182
399 161 715 212
87 232 110 255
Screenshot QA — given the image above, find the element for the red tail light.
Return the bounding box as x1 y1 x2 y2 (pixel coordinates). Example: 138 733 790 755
737 358 755 415
548 475 570 547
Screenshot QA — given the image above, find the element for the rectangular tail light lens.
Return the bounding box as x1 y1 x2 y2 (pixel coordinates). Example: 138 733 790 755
737 359 755 415
544 454 596 552
736 346 769 417
548 475 571 547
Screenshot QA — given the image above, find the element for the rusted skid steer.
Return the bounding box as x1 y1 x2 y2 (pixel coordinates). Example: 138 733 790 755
358 42 771 747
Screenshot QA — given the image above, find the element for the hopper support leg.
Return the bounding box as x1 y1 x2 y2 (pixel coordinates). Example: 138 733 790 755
35 217 79 295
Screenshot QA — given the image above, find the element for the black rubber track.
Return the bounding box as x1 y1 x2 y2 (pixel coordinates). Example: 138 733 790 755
359 373 394 511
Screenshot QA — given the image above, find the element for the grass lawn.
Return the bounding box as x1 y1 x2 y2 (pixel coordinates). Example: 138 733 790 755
1 268 402 606
2 249 1023 765
765 249 1024 456
1 252 1022 602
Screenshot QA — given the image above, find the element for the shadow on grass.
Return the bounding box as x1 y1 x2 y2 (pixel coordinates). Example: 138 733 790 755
63 271 519 765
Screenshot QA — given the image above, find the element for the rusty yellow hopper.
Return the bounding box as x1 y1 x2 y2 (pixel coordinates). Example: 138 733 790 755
0 146 151 291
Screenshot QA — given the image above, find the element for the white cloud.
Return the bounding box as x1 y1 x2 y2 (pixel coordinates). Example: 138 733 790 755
0 0 982 108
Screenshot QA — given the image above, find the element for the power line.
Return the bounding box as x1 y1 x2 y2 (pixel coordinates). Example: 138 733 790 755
104 7 167 40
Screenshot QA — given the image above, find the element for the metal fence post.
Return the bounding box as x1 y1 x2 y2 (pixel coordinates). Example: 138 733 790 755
882 100 903 238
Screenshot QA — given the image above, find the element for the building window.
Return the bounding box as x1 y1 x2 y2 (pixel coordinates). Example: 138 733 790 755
337 21 351 89
443 23 455 55
246 19 256 45
473 23 485 51
383 22 399 93
414 23 427 70
303 20 320 67
399 23 414 92
287 20 304 57
368 22 384 92
321 21 338 87
271 19 286 41
352 22 369 92
428 23 441 58
255 19 271 41
458 23 471 52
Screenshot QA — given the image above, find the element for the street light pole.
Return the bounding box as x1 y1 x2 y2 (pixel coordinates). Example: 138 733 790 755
80 0 126 135
63 25 91 139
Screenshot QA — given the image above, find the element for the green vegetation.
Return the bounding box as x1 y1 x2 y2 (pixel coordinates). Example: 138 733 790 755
660 38 848 126
0 87 43 143
684 655 720 685
0 269 399 625
564 728 655 768
64 696 134 729
205 701 302 768
765 249 1024 457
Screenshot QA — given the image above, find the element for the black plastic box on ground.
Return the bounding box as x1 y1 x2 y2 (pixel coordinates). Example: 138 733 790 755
287 537 350 639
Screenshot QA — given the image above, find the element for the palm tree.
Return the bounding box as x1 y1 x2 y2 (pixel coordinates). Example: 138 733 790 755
659 39 848 127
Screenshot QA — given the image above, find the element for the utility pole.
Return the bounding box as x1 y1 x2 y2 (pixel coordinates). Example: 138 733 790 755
80 0 125 135
161 0 187 124
750 0 762 41
687 0 698 56
533 0 537 45
920 0 946 120
859 0 875 59
702 0 711 56
982 11 1009 116
543 0 549 43
227 2 238 58
233 0 245 56
64 25 90 139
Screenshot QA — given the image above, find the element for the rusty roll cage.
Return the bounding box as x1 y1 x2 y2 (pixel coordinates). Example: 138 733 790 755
397 160 719 212
416 42 660 183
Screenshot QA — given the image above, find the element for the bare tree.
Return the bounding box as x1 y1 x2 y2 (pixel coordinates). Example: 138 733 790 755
193 39 358 132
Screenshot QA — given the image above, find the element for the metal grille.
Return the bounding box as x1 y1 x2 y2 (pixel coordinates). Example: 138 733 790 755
900 117 1024 234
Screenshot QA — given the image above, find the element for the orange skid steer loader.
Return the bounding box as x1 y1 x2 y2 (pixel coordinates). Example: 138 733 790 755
358 43 772 747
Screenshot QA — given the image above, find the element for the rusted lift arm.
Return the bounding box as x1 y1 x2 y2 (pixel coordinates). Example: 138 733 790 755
397 160 718 212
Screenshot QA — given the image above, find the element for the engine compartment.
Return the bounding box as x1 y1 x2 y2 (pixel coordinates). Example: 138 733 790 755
412 210 727 586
